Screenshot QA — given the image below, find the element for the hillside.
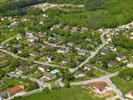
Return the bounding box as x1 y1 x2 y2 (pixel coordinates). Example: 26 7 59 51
0 0 133 29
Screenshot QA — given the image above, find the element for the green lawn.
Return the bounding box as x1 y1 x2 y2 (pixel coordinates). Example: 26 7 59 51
111 76 133 94
13 86 104 100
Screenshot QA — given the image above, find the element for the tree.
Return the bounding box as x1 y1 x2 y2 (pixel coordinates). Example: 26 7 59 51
119 68 133 80
64 79 70 88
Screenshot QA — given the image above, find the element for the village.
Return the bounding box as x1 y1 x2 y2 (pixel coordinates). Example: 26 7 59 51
0 2 133 100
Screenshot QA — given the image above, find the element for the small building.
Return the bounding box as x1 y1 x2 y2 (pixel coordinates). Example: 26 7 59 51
0 80 3 84
81 27 88 32
125 91 133 100
57 48 69 53
84 38 92 42
77 49 88 56
16 66 30 74
71 27 79 32
62 57 70 64
38 66 46 72
43 72 55 80
100 49 109 55
90 81 112 95
50 24 61 30
0 53 5 58
74 71 85 78
95 57 101 63
84 64 94 71
16 34 22 40
127 63 133 68
116 54 126 61
6 86 23 96
30 51 39 57
107 60 116 67
46 55 53 62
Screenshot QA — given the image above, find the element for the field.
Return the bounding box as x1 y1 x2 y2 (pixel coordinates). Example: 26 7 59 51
111 76 133 94
13 86 104 100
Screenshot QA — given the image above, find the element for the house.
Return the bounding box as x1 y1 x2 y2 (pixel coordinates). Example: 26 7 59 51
16 34 22 40
50 24 61 30
97 28 104 34
0 80 3 84
74 71 85 78
0 91 8 99
0 96 2 100
71 27 79 32
100 49 109 55
0 53 5 58
57 48 69 53
95 57 101 63
38 66 46 72
46 55 53 62
81 27 88 32
125 91 133 100
66 42 74 47
48 36 56 41
77 49 89 56
107 60 116 67
90 81 112 95
6 86 23 96
84 64 94 71
116 54 126 61
62 57 70 64
16 66 30 73
30 51 39 57
84 38 92 42
43 72 55 80
127 63 133 68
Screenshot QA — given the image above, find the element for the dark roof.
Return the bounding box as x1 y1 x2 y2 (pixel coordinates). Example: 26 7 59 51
17 66 30 71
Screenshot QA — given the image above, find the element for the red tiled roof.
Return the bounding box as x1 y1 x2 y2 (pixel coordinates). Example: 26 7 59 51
7 86 22 94
93 82 107 91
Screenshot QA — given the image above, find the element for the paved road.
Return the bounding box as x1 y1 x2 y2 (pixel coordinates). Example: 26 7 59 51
69 33 109 73
70 72 124 100
0 49 65 69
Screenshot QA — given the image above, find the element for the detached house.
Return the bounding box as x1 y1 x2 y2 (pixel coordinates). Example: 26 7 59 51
84 64 94 71
125 91 133 100
43 72 55 80
74 71 85 78
16 66 30 74
107 60 116 67
46 55 53 62
16 34 22 40
90 81 112 95
6 86 23 97
57 48 69 53
116 54 126 61
100 49 109 55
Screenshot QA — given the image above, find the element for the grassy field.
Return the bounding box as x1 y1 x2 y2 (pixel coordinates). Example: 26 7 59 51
46 0 133 29
111 76 133 94
13 86 104 100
